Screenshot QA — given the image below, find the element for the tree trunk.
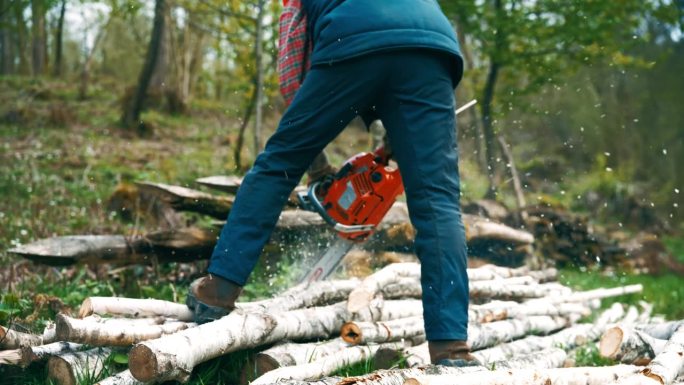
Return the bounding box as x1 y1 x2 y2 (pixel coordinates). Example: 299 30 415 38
30 0 47 76
52 0 66 77
47 347 111 385
55 314 194 346
121 0 167 135
0 0 15 75
79 297 195 322
253 0 265 157
79 20 110 100
251 342 404 385
12 2 30 75
481 60 500 199
235 87 257 172
600 325 667 365
497 135 528 222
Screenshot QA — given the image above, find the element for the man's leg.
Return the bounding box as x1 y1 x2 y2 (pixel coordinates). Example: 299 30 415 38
376 50 471 361
205 57 386 289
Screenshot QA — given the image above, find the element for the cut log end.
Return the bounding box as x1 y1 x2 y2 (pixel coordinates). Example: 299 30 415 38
129 345 159 383
341 322 363 345
254 354 282 378
47 356 77 385
642 368 666 385
78 298 94 319
347 290 374 313
599 326 624 359
374 347 403 370
404 378 423 385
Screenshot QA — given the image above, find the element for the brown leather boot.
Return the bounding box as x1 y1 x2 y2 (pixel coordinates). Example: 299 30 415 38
428 340 481 367
186 274 243 323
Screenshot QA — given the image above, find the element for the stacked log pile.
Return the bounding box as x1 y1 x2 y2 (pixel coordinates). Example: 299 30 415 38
2 262 682 385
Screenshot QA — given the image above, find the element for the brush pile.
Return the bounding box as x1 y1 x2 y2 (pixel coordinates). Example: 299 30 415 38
1 261 682 385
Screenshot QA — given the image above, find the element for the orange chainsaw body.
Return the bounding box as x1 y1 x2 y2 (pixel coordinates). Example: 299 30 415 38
317 149 404 241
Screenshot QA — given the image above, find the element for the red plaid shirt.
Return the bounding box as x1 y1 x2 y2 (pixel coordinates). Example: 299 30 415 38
278 0 311 106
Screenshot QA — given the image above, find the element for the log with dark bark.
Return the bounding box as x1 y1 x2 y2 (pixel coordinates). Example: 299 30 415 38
9 227 219 266
136 182 234 219
195 175 243 194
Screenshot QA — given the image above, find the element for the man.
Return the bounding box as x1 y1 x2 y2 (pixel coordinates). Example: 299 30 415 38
186 0 476 366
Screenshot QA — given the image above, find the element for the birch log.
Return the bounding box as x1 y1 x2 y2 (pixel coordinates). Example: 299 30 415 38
347 263 420 313
238 279 360 313
0 325 50 349
469 280 571 300
381 278 422 299
402 303 626 367
469 300 590 323
56 314 194 346
96 370 148 385
47 347 111 385
600 325 668 365
129 304 351 382
251 342 404 385
637 324 684 385
541 284 644 304
254 339 351 377
468 315 569 350
79 297 195 321
636 321 684 340
338 365 483 385
0 342 84 367
404 365 642 385
341 317 424 345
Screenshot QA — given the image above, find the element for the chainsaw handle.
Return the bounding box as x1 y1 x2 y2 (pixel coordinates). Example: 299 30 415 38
305 182 375 234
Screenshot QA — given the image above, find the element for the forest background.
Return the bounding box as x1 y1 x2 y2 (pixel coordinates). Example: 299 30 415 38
0 1 683 383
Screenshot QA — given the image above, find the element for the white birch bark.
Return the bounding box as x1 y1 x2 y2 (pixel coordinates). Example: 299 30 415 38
433 303 626 367
238 279 359 313
600 325 668 365
468 315 569 350
128 303 351 382
341 317 424 345
353 300 424 322
79 297 194 321
96 370 148 385
347 263 421 313
337 365 484 385
636 321 684 340
255 339 351 376
469 300 590 323
0 342 83 367
381 278 422 299
636 324 684 385
47 347 111 385
536 284 643 304
56 314 195 346
469 280 571 300
251 342 404 385
405 365 642 385
0 325 51 349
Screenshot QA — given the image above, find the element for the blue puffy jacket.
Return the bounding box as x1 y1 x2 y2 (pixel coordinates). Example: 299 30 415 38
302 0 464 85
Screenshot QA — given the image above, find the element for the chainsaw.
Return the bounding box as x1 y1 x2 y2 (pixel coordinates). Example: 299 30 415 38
298 100 477 283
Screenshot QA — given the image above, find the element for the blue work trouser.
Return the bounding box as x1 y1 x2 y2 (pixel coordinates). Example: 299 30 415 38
209 49 469 341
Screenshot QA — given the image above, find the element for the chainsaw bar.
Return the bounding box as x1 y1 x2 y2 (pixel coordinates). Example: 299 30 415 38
299 237 354 284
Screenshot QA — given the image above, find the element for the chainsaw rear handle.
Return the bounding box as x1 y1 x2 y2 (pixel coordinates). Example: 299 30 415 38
303 182 376 234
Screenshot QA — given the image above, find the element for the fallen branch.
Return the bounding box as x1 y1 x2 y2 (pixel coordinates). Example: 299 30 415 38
79 297 195 321
56 314 194 346
47 347 111 385
600 325 668 365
